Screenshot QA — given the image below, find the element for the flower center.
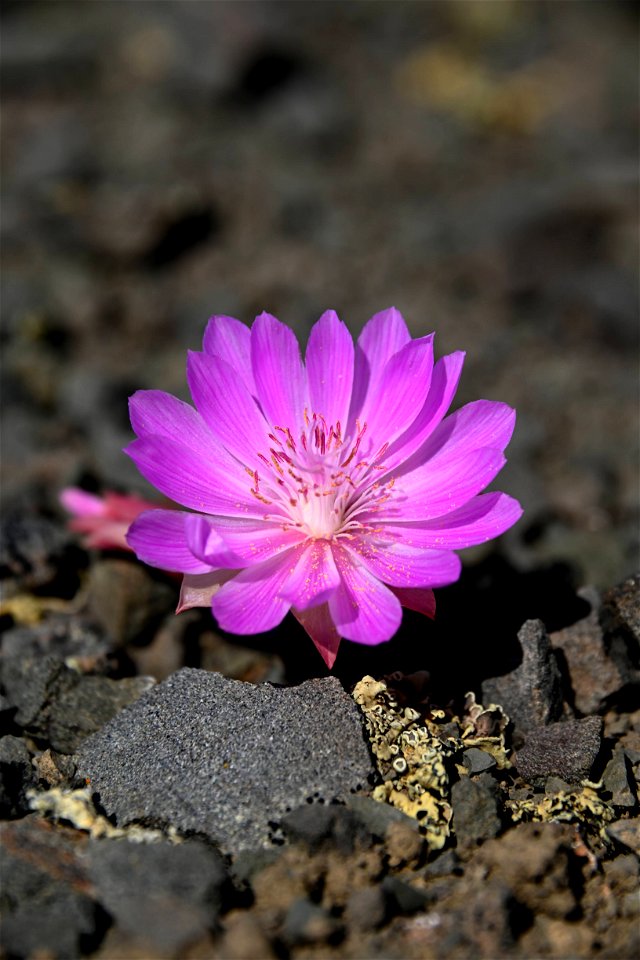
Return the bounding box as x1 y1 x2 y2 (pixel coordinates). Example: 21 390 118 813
247 410 395 539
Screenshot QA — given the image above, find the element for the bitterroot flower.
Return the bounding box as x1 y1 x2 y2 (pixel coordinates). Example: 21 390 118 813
125 309 522 667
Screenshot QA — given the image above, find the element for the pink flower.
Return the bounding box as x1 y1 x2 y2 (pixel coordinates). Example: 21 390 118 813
60 487 158 551
125 309 522 668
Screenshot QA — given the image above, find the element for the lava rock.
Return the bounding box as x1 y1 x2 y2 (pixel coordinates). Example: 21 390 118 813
282 898 341 946
482 619 563 730
550 587 626 714
462 747 497 774
87 836 227 953
86 558 176 646
602 749 637 808
0 816 102 959
381 876 430 916
0 509 77 589
344 885 388 931
2 614 112 672
77 669 375 854
451 773 502 846
0 735 34 817
346 794 421 840
600 574 640 686
606 817 640 855
515 716 603 783
1 653 154 752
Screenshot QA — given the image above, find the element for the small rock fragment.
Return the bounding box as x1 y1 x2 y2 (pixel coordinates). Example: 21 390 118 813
482 619 563 730
606 817 640 855
381 876 430 916
86 558 175 646
78 669 374 854
550 586 625 714
451 773 501 846
600 574 640 689
347 794 421 840
0 735 34 817
602 749 637 808
282 898 341 946
87 837 227 953
515 717 603 784
462 747 496 774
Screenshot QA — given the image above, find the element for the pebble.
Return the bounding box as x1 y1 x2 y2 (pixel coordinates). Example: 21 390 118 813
282 898 341 946
603 749 638 808
462 747 497 774
77 669 375 854
515 717 603 784
451 773 502 846
606 817 640 855
482 619 563 731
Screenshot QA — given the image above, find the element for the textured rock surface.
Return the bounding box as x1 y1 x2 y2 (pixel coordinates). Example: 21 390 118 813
482 619 563 730
515 717 603 783
78 669 375 853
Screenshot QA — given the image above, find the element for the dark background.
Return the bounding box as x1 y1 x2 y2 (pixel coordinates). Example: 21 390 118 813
2 0 638 602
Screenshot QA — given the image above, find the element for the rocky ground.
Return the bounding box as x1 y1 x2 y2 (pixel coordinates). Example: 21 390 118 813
1 2 639 958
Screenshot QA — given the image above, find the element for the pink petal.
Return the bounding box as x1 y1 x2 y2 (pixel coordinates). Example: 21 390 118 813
186 351 268 464
390 587 436 619
126 509 213 573
124 435 265 517
379 493 523 549
202 314 255 396
345 540 461 588
305 310 354 428
349 306 411 422
251 312 307 430
279 539 341 610
177 570 237 613
328 545 402 645
211 546 305 634
377 447 507 522
357 335 434 447
184 514 305 568
292 603 342 669
129 390 218 454
60 488 106 517
417 400 516 463
382 351 465 472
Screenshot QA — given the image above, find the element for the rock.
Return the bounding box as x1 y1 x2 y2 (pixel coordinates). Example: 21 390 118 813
550 586 626 714
346 794 421 840
515 717 603 784
600 574 640 688
0 509 77 590
381 876 430 915
451 773 502 846
32 749 78 789
86 558 176 647
462 747 497 774
0 816 101 959
0 653 154 752
0 735 34 817
602 749 637 808
1 614 112 672
282 898 341 946
77 669 375 854
384 819 425 868
87 836 227 953
344 885 387 931
218 911 276 960
482 619 563 731
281 803 369 853
606 817 640 855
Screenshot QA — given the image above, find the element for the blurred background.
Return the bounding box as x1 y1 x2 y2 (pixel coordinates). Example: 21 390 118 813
2 0 638 601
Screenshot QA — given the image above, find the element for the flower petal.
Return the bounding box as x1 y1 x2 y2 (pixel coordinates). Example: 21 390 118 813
124 435 265 517
60 488 105 517
177 570 237 613
211 547 305 634
328 545 402 645
372 447 508 522
251 312 307 430
126 509 213 573
184 514 305 568
129 389 221 455
305 310 354 428
379 492 523 548
349 306 411 422
279 539 341 610
417 400 516 463
390 587 436 619
202 315 255 395
345 540 461 588
186 351 268 464
292 603 342 669
358 335 434 447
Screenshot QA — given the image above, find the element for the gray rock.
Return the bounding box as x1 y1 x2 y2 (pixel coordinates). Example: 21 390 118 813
0 735 34 817
0 509 75 589
606 817 640 855
282 898 340 946
346 794 420 839
462 747 497 774
1 654 154 752
77 669 375 854
381 876 430 915
0 816 99 960
550 586 625 714
600 574 640 688
86 559 176 646
515 717 603 784
603 749 638 808
87 837 227 953
1 615 112 671
451 773 502 846
482 619 563 731
344 885 387 931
